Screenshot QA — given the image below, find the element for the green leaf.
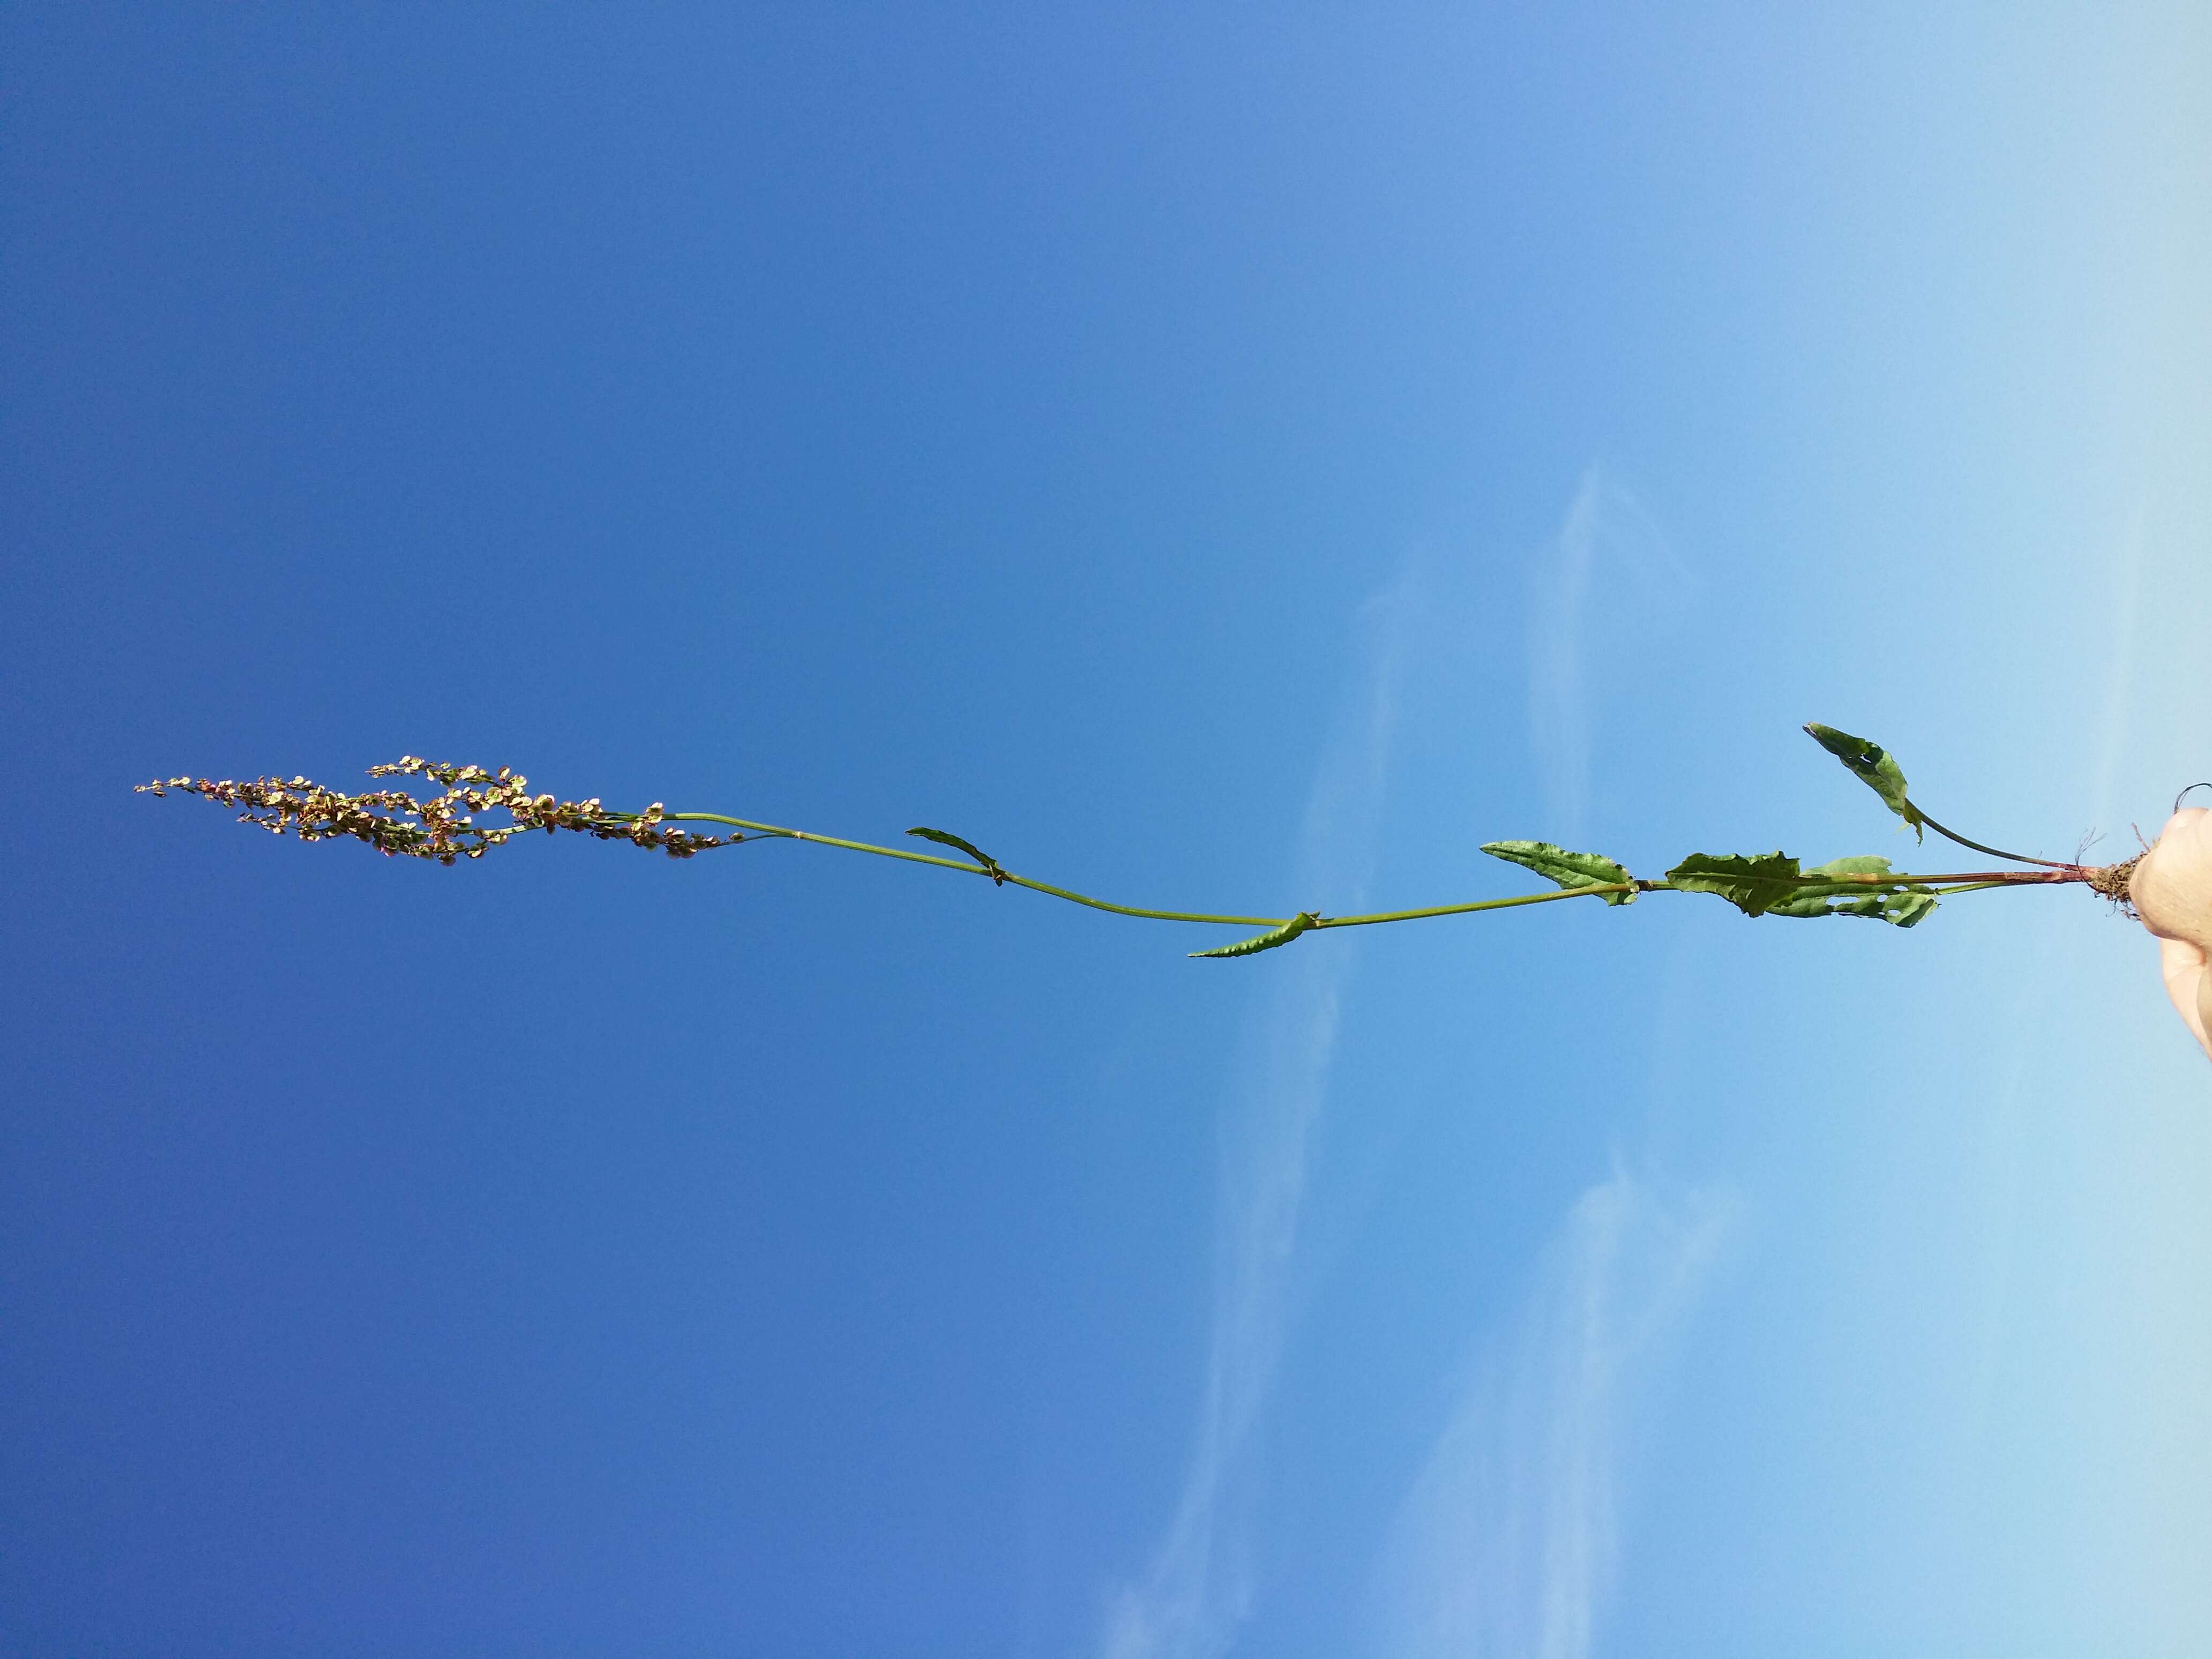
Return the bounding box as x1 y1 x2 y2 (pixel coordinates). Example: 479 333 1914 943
1765 879 1939 925
1804 855 1895 878
1793 858 1938 926
907 826 1006 884
1665 851 1938 928
1804 723 1924 838
1761 887 1939 925
1880 890 1940 927
1480 840 1638 906
1190 912 1319 959
1663 851 1812 916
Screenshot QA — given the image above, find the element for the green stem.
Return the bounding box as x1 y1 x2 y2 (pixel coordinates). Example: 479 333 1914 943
1316 885 1628 929
1906 804 2080 870
998 873 1288 928
651 811 2090 939
663 811 1291 928
1813 866 2075 886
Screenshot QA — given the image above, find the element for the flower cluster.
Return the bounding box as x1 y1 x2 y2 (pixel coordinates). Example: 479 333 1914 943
137 757 734 863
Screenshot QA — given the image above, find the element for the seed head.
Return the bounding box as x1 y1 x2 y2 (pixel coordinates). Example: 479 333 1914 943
137 759 735 863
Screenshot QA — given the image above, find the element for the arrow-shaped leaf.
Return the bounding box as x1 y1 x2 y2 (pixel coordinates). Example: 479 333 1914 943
1665 851 1937 928
1804 723 1924 838
1763 886 1940 926
1190 911 1319 959
1480 840 1638 906
1664 851 1811 916
1762 857 1939 926
907 826 1006 884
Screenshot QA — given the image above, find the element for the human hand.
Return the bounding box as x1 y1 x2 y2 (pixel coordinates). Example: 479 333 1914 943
2133 805 2212 1062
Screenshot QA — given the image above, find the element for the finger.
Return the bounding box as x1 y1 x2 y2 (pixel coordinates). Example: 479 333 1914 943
2157 932 2212 1059
2136 807 2212 946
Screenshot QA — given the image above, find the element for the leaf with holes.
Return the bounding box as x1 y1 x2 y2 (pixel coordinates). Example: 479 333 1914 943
1804 723 1924 838
1480 840 1638 905
1762 857 1939 926
1667 851 1937 927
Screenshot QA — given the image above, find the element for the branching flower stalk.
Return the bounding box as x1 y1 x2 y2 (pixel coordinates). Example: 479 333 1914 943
136 759 733 862
140 724 2140 958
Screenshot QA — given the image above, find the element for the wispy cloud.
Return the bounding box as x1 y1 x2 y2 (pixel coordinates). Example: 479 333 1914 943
1371 1161 1733 1659
1526 469 1682 843
1099 572 1418 1659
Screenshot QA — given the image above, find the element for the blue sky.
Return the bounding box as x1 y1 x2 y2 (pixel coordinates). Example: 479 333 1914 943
4 5 2209 1654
